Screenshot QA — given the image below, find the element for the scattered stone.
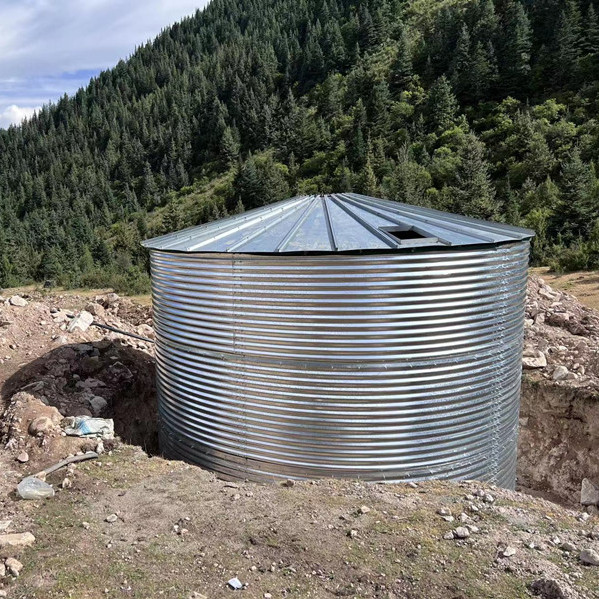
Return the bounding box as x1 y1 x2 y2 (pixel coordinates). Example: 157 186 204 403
228 577 243 590
28 416 56 436
443 531 455 540
522 348 547 369
0 532 35 552
454 527 470 539
82 522 90 530
16 451 29 463
0 522 11 533
264 594 272 599
530 578 574 599
0 562 4 577
581 478 599 506
61 477 72 489
88 395 108 416
483 493 495 504
105 514 118 523
282 479 295 488
348 529 358 538
0 589 7 597
5 557 23 577
560 542 576 552
502 546 517 558
552 365 569 381
9 295 27 307
437 508 452 517
67 310 94 333
580 548 599 566
358 506 371 515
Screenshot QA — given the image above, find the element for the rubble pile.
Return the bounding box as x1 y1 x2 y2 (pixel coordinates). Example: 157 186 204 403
524 276 599 388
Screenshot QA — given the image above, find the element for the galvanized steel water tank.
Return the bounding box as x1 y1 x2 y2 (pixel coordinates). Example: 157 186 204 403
143 193 534 488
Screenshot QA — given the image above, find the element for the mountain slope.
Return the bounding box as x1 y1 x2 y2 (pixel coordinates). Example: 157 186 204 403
2 0 599 291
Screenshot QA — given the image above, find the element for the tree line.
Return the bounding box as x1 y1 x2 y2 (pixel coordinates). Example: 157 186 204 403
1 0 599 292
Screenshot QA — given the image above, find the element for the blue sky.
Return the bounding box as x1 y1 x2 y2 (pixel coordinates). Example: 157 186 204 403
0 0 210 128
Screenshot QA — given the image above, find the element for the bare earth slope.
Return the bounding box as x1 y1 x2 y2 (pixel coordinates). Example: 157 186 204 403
0 281 598 598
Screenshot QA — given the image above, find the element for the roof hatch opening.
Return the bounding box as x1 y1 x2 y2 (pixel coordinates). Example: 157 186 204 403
386 227 427 241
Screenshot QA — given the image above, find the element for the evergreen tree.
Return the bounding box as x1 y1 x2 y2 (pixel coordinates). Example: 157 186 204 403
426 76 459 132
451 134 498 220
390 26 412 93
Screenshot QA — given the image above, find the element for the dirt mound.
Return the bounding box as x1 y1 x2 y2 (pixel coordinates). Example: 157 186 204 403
524 276 599 388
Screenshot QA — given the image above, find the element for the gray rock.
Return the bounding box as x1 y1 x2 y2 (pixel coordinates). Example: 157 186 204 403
5 557 23 577
502 546 517 558
67 310 94 333
0 561 5 577
530 578 575 599
443 531 455 540
522 349 547 369
454 526 470 539
88 395 108 416
16 451 29 463
358 506 371 515
105 514 118 523
581 478 599 506
9 295 27 307
580 548 599 566
560 542 576 552
552 365 569 381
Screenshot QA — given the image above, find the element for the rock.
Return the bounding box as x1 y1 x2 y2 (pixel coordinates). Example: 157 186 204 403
483 493 495 504
61 477 72 489
358 506 371 515
105 514 118 523
5 557 23 577
67 310 94 333
552 365 569 381
348 529 358 538
28 416 56 436
437 508 452 517
88 395 108 416
530 578 575 599
581 478 599 506
502 546 517 558
0 522 11 533
9 295 27 307
0 561 4 577
282 479 295 488
0 532 36 553
522 349 547 369
454 527 470 539
443 531 455 540
560 542 576 552
16 451 29 463
85 302 106 318
0 590 7 597
580 548 599 566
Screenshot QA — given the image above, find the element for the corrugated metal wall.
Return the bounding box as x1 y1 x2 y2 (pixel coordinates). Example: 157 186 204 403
150 242 529 488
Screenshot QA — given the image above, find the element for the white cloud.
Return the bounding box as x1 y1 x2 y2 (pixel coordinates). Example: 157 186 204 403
0 104 40 128
0 0 210 127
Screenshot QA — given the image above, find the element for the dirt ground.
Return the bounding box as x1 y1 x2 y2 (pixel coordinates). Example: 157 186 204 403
0 285 599 598
531 268 599 311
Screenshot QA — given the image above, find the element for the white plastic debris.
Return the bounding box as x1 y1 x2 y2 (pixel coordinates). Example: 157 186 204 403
17 476 55 500
228 577 243 590
62 416 114 439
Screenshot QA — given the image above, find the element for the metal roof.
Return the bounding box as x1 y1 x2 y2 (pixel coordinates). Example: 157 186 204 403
142 193 534 254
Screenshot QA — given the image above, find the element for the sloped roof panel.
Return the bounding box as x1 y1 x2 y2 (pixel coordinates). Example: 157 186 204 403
142 193 534 254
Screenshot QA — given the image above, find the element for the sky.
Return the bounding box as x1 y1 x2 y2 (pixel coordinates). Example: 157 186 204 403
0 0 210 128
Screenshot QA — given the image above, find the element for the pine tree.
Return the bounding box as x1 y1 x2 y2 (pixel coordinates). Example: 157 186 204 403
497 0 532 95
426 76 459 132
451 134 498 220
221 126 240 167
450 24 472 100
390 25 413 93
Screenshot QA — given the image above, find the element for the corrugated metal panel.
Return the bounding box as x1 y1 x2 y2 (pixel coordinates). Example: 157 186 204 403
149 241 530 488
142 193 534 254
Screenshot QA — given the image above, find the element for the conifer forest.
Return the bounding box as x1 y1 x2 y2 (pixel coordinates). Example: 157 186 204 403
1 0 599 292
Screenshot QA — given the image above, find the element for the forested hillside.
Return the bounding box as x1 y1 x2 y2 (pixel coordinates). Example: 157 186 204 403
1 0 599 291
